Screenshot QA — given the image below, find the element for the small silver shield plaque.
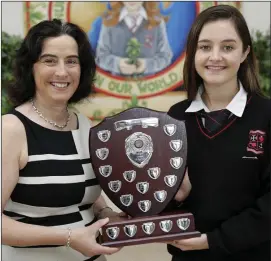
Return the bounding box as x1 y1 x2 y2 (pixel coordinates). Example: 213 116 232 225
97 130 111 142
99 165 112 177
138 200 151 212
142 222 155 235
125 132 153 168
136 182 149 194
163 124 176 136
108 180 121 193
169 140 182 152
124 224 137 237
95 148 109 160
160 220 173 233
106 227 120 240
147 167 161 179
170 157 183 169
120 194 133 206
123 170 136 183
154 190 167 202
177 218 190 231
164 175 177 187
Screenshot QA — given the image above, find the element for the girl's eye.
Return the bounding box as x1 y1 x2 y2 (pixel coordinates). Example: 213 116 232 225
199 45 211 51
224 45 234 51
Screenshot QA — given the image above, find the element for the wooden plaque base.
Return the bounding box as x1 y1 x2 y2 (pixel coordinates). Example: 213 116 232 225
100 211 201 247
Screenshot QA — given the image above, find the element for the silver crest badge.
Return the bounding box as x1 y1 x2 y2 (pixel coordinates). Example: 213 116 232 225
125 132 153 168
96 148 109 160
120 194 133 206
164 175 177 187
142 222 155 235
170 157 183 169
177 218 190 231
97 130 111 142
138 200 151 212
136 182 149 194
124 224 137 237
99 165 112 177
123 170 136 183
147 167 161 179
160 220 173 233
163 124 176 136
169 140 182 152
108 180 121 193
154 190 167 202
106 227 120 240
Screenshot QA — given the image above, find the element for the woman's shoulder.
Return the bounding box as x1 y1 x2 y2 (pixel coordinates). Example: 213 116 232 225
75 112 93 128
2 113 26 146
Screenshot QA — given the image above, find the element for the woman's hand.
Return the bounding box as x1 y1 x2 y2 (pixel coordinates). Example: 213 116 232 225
70 218 121 257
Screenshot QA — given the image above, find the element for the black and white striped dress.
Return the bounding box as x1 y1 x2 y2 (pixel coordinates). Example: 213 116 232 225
3 110 106 261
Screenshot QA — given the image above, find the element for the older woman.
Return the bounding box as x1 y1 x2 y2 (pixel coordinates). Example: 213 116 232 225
2 19 120 261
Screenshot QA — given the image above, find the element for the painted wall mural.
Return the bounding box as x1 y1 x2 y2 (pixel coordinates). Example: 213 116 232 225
24 1 240 125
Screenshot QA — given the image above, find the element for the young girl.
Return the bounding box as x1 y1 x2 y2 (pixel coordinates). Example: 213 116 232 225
95 1 173 76
167 5 270 261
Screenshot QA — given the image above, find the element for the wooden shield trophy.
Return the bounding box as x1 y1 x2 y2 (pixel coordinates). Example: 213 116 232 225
90 107 200 247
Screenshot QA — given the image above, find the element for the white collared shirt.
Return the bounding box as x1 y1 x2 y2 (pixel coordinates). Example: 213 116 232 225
119 6 148 33
185 81 248 117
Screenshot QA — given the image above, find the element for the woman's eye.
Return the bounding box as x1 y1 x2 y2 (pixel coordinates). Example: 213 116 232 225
41 58 57 65
66 59 79 65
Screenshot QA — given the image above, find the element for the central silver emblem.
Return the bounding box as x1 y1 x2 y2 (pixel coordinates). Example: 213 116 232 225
138 200 151 212
124 224 137 237
125 132 153 168
142 222 155 235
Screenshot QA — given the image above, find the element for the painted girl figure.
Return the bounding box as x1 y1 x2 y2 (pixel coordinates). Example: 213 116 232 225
95 1 173 76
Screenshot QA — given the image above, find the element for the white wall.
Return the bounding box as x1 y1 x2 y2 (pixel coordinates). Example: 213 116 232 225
1 2 270 36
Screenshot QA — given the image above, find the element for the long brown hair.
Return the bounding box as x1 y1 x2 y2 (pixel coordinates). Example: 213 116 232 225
183 5 263 101
102 2 166 29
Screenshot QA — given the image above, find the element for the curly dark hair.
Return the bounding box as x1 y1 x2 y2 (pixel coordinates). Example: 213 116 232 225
8 19 96 106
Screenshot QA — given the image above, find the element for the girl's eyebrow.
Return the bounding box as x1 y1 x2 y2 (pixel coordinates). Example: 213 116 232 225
198 39 237 43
